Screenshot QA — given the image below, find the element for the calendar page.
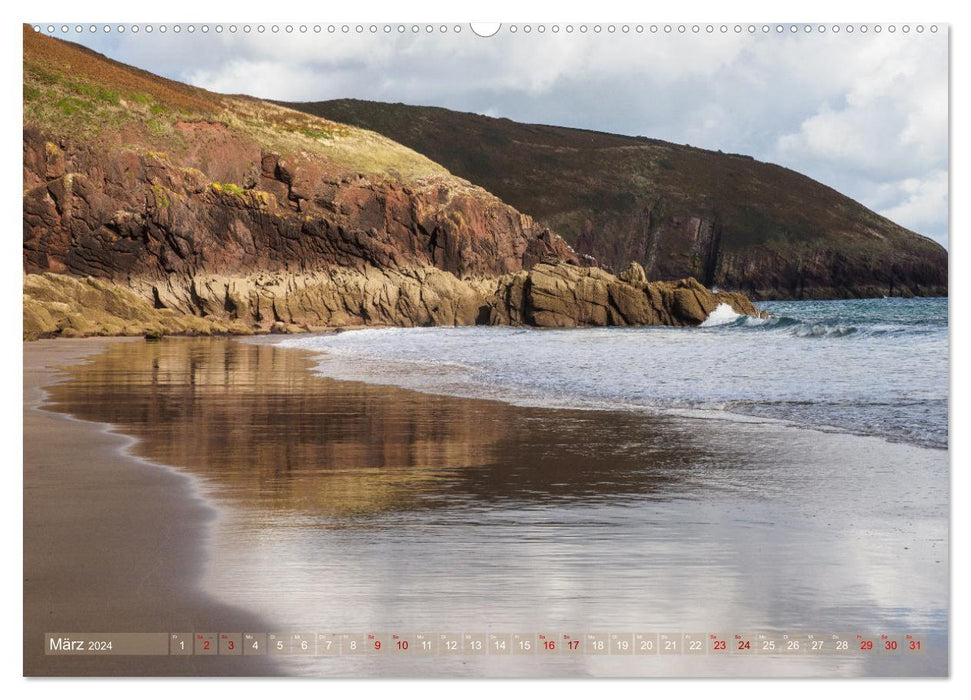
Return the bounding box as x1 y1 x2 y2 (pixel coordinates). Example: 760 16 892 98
21 18 949 680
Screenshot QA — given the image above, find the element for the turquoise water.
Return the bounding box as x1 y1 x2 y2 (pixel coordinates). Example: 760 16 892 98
280 297 948 449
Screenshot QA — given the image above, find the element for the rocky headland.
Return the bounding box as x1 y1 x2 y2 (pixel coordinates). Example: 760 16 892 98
23 28 760 340
293 99 948 300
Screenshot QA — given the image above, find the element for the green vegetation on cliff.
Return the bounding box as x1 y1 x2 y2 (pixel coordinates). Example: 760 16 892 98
22 27 448 184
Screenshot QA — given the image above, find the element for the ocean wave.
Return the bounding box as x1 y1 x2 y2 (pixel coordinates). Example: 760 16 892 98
702 311 934 339
792 323 858 338
703 312 859 338
700 303 742 326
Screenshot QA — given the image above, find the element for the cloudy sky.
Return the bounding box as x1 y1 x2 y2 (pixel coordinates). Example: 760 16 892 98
63 23 949 247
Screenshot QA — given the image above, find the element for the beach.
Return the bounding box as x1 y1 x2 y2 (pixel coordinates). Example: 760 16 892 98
23 332 948 677
20 19 951 683
23 339 278 676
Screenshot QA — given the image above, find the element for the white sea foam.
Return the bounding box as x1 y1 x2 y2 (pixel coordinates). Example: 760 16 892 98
700 303 742 327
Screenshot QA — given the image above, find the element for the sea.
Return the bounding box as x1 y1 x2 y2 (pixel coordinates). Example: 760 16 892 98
280 297 949 451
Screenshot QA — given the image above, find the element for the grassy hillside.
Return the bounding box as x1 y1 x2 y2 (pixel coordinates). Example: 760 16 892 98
286 99 947 299
23 28 449 184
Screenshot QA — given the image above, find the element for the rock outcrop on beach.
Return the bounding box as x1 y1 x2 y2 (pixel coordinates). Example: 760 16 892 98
490 262 759 327
23 273 253 339
291 99 948 300
22 27 759 339
24 263 760 339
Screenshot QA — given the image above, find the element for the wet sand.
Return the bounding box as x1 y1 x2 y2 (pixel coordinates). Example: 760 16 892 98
23 338 278 676
27 336 948 678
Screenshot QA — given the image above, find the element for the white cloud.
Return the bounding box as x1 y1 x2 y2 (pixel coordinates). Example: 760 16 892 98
878 170 949 235
774 34 947 179
184 60 326 101
766 34 947 245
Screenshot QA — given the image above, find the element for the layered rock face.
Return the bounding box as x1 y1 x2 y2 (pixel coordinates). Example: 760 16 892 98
23 130 577 286
24 263 761 339
22 28 760 339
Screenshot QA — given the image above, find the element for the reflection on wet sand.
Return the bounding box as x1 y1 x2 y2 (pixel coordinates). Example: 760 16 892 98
45 337 948 677
46 337 712 517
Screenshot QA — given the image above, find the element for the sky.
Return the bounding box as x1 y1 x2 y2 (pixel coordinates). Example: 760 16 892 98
53 22 949 248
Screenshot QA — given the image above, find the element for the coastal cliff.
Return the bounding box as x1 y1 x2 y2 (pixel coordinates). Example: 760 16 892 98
22 28 760 339
292 99 948 300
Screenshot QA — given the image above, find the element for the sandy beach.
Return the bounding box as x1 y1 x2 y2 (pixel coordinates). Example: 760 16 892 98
23 338 278 676
19 19 950 683
21 335 948 678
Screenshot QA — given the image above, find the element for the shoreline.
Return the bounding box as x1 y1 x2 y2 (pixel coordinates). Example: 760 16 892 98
23 338 279 677
22 291 952 343
267 328 948 454
24 335 948 677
